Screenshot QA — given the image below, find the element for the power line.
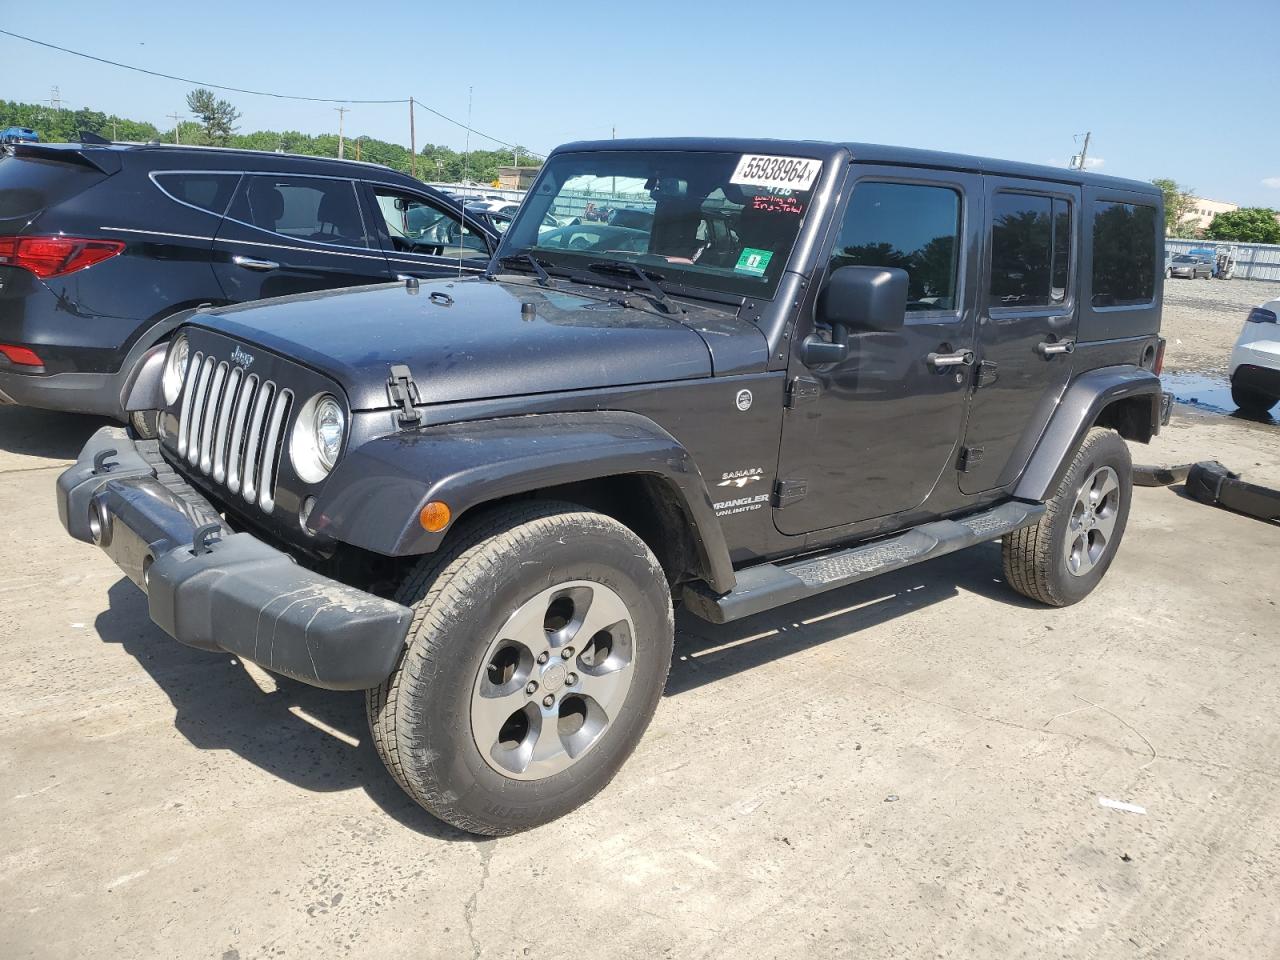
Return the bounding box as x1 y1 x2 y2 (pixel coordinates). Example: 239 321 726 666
0 29 404 103
0 28 545 156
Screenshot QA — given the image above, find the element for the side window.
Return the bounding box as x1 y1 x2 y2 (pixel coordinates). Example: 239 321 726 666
370 187 488 259
229 175 368 247
989 193 1072 308
831 181 961 312
153 172 239 215
1091 201 1157 307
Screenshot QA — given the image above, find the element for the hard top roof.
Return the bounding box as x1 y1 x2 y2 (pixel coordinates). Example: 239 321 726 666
552 137 1161 196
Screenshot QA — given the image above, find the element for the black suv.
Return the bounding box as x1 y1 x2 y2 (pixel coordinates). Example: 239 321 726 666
58 138 1170 835
0 142 496 421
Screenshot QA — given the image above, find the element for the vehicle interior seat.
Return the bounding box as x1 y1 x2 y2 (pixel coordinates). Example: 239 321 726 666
244 180 285 233
312 189 365 245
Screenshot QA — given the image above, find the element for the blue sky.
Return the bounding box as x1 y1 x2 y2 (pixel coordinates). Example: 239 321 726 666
4 0 1278 205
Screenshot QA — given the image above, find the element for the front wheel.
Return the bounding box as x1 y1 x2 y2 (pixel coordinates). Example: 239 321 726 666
367 501 674 835
1231 382 1279 414
1003 428 1133 606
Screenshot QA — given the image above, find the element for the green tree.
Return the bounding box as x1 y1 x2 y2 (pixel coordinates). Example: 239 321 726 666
185 88 242 145
1205 208 1280 245
1150 178 1198 237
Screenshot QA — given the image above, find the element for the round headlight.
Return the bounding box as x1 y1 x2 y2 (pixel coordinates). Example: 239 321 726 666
314 395 345 471
290 392 346 483
162 335 189 405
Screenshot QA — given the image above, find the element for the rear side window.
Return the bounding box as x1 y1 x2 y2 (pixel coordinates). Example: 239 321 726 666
989 193 1072 308
153 172 239 215
831 181 962 312
229 175 368 247
1091 201 1157 307
0 154 107 219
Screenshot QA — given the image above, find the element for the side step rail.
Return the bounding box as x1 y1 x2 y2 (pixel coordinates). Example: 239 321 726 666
683 500 1045 624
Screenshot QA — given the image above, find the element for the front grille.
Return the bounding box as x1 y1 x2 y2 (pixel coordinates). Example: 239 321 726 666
175 350 293 515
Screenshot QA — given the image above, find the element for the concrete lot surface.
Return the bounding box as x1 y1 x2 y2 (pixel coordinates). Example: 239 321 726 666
1 403 1278 960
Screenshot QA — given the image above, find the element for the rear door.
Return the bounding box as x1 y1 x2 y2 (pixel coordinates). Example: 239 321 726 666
362 183 493 279
211 173 391 302
958 178 1079 493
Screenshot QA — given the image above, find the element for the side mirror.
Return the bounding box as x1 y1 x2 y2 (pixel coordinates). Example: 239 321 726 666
819 265 909 334
800 266 909 366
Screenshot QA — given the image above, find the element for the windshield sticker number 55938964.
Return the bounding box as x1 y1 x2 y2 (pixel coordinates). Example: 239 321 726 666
730 154 821 191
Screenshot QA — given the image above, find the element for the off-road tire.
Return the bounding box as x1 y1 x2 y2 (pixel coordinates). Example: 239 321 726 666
129 409 160 439
366 501 674 836
1003 428 1133 606
1231 382 1278 415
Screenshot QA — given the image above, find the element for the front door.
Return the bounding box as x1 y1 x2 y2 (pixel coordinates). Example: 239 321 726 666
958 178 1080 493
775 168 980 536
363 184 493 280
212 173 391 302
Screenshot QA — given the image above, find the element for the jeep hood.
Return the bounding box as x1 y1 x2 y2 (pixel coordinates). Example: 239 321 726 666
194 278 764 410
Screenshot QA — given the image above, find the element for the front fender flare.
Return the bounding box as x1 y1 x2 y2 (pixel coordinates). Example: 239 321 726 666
315 410 736 593
1015 365 1162 502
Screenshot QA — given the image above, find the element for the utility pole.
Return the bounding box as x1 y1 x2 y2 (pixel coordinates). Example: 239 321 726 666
50 85 61 112
408 97 417 179
1072 131 1092 170
166 112 182 145
334 106 348 159
110 119 118 141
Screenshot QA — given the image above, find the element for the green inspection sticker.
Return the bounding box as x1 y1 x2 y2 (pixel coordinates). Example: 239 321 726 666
734 248 773 276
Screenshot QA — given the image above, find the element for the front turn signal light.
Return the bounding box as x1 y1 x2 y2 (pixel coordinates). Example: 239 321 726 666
419 501 452 533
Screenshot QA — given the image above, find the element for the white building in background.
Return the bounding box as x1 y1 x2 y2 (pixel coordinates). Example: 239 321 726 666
1179 196 1238 233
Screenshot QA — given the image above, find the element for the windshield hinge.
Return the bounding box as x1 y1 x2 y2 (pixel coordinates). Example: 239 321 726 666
387 364 422 425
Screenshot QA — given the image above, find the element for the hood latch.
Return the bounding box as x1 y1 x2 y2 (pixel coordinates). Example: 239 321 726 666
387 364 423 426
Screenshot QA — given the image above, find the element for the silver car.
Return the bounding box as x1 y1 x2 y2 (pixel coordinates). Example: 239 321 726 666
1167 254 1213 279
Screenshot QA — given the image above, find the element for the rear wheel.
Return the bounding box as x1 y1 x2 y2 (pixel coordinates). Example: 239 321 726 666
367 501 674 835
1003 428 1132 606
1231 382 1279 414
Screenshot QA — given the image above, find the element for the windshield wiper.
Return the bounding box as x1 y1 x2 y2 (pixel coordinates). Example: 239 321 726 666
586 261 684 315
495 252 553 287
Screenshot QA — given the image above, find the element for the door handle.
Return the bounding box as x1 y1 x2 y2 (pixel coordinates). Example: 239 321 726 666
232 255 280 272
927 349 975 370
1036 339 1075 358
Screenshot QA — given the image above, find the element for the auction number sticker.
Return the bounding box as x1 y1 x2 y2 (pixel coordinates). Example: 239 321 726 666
730 154 821 191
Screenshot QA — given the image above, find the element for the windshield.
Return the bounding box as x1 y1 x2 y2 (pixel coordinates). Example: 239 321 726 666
499 149 823 298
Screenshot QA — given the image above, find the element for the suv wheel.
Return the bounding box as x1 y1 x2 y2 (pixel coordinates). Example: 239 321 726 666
1231 382 1278 415
1003 428 1132 606
367 501 674 835
129 409 160 439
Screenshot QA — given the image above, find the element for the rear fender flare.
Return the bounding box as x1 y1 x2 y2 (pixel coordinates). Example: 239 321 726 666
315 410 736 593
1015 365 1162 502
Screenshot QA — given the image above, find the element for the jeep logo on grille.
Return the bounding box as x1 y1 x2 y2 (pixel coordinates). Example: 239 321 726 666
230 346 255 369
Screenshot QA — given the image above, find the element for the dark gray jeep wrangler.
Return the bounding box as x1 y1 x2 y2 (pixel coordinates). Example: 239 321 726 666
57 138 1170 834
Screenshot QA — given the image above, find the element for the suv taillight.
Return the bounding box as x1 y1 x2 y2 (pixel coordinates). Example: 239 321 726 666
1246 307 1277 324
0 236 125 278
1153 338 1166 376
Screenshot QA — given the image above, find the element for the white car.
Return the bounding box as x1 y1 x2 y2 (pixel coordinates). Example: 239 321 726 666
1229 297 1280 414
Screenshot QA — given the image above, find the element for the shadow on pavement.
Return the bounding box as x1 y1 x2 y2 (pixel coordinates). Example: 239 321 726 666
667 542 1038 696
0 405 113 460
91 541 1035 832
93 578 484 843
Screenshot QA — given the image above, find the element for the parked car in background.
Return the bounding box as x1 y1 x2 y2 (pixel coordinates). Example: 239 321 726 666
0 126 39 145
0 141 496 427
1230 298 1280 414
1166 254 1212 279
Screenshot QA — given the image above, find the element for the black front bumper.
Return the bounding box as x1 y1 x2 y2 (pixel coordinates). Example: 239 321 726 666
57 427 412 690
